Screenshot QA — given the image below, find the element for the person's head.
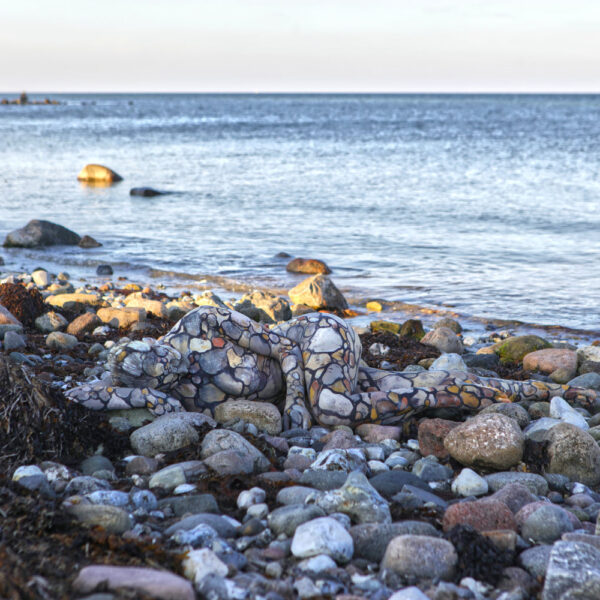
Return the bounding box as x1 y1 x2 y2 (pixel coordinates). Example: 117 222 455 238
108 338 188 390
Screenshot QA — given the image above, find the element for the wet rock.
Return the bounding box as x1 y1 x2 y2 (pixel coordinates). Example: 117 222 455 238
311 471 391 524
545 423 600 486
201 429 270 475
46 331 78 351
268 504 326 536
549 397 589 430
67 312 102 337
542 541 600 600
444 413 524 470
291 517 354 563
418 418 460 460
451 468 489 497
495 335 552 364
421 327 464 354
77 164 123 184
485 471 549 495
520 504 575 543
130 187 166 197
215 400 282 435
286 258 331 275
288 274 348 312
66 504 131 534
489 482 537 514
382 535 457 581
73 565 194 600
35 311 68 333
4 219 81 248
351 521 440 562
442 499 517 533
79 235 102 248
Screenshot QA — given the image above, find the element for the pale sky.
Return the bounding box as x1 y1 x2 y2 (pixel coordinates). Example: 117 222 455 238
1 0 599 92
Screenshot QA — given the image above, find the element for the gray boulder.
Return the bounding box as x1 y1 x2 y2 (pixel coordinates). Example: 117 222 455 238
4 220 81 248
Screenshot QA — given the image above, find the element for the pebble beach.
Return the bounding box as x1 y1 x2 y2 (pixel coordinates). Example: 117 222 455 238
2 211 600 600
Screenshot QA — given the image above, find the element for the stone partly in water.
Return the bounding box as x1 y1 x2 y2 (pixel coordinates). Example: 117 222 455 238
288 274 348 312
77 164 123 184
286 257 332 275
79 235 102 248
130 187 167 197
443 413 524 470
3 219 81 248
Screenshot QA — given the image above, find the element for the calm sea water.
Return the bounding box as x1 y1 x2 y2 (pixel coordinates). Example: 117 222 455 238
0 94 599 330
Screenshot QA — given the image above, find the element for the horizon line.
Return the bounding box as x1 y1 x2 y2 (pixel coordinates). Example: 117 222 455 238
2 90 600 95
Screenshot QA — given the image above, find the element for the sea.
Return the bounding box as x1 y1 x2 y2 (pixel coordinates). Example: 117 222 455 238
1 93 599 334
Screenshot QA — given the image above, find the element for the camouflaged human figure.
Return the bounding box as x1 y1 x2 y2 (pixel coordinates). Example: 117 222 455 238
66 305 597 429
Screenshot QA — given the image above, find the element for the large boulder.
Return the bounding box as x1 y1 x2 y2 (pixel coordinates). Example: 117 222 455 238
77 164 123 184
288 275 348 312
3 220 81 248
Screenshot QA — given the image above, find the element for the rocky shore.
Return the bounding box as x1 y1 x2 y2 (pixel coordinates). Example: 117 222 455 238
2 258 600 600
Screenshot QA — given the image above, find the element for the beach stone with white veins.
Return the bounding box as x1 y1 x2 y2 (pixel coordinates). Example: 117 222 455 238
312 470 391 524
444 413 524 470
291 516 354 563
381 535 458 581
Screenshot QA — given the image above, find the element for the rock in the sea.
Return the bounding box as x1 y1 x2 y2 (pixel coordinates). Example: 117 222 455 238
443 413 524 470
96 264 113 276
72 565 194 600
542 541 600 600
77 163 123 184
311 471 391 524
442 499 517 532
381 535 457 581
3 219 81 248
288 274 348 312
79 235 102 248
544 423 600 486
421 327 464 354
286 257 331 275
214 400 282 435
291 516 354 563
130 187 166 197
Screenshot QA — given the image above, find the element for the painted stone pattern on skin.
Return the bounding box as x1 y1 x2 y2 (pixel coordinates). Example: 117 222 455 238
66 306 597 430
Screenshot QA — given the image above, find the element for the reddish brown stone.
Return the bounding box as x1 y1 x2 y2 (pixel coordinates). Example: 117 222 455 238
66 312 101 337
286 257 331 275
443 499 517 533
355 424 402 443
418 418 460 459
523 348 577 375
489 483 537 514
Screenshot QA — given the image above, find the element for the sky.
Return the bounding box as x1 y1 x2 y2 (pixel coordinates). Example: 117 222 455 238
1 0 599 93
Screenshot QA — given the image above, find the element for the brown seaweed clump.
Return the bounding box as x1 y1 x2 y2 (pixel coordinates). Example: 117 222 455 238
0 356 129 477
360 330 440 370
0 282 46 327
